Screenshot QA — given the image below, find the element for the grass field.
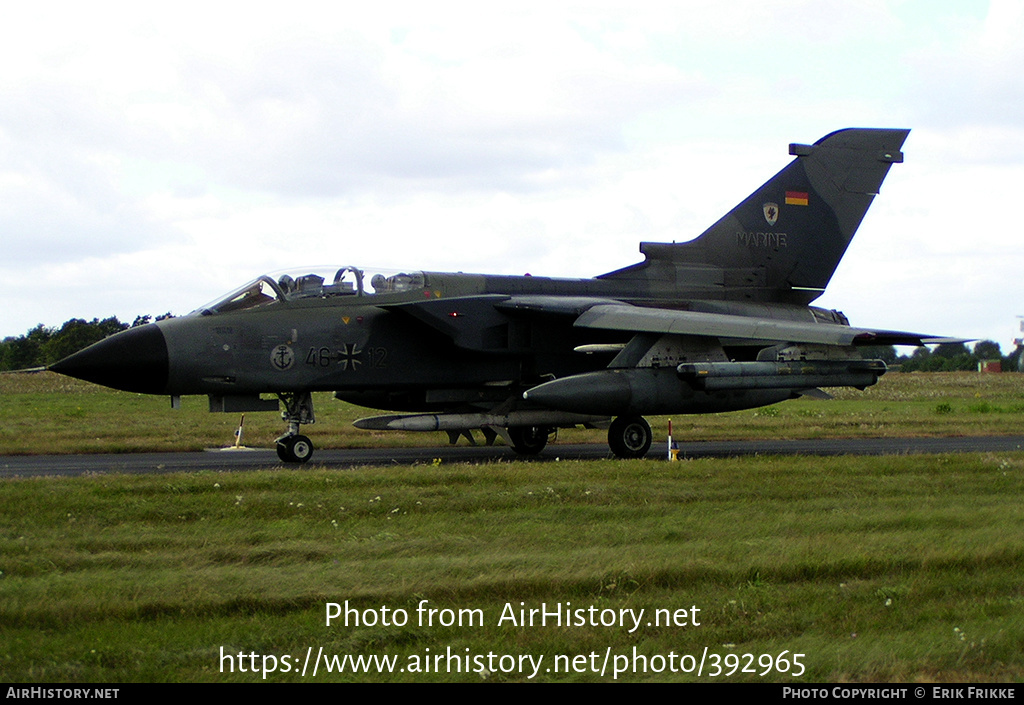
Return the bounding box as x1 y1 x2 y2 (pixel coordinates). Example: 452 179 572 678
3 370 1024 455
2 372 1024 682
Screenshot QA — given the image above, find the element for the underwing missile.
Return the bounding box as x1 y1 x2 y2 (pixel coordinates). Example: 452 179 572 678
354 410 609 432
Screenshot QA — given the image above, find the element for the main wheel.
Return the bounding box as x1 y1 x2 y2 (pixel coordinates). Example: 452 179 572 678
276 434 315 463
507 425 551 455
608 416 652 459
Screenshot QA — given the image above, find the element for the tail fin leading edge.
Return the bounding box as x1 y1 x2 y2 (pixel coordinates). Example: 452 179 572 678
601 128 909 304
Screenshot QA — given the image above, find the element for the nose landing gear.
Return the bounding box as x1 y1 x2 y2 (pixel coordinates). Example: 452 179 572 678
276 433 315 463
275 392 316 463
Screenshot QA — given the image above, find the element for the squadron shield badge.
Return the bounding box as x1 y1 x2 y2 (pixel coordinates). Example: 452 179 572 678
271 344 295 371
763 202 779 226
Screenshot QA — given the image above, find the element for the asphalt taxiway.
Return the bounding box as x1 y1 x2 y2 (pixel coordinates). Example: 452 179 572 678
3 435 1024 478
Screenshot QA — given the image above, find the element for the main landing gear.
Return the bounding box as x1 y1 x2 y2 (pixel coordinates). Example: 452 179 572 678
607 415 653 459
508 425 554 455
275 392 316 463
496 418 653 459
444 424 555 455
505 417 653 459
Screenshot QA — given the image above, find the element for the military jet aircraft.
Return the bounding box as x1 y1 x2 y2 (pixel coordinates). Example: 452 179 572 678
51 128 951 462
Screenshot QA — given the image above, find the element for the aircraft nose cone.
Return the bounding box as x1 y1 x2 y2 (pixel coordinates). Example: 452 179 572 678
50 324 169 394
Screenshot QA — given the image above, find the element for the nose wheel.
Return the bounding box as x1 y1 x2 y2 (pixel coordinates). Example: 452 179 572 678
276 391 316 464
276 434 315 463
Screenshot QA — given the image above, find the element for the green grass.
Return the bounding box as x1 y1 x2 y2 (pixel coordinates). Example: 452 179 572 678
2 455 1024 682
3 371 1024 682
3 371 1024 455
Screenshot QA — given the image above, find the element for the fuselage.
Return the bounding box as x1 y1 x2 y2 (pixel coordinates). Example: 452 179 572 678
51 264 837 415
143 268 649 405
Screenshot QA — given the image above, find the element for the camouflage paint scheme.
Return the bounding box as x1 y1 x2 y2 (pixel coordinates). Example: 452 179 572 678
53 129 951 462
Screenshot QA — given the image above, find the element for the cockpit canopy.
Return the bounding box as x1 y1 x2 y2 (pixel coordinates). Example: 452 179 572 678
194 266 426 316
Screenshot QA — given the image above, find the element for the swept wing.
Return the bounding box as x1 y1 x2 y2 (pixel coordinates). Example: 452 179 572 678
572 303 958 347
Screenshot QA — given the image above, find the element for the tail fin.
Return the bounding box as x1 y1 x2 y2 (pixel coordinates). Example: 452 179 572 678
601 128 909 304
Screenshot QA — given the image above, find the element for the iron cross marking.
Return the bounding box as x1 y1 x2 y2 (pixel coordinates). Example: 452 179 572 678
338 343 362 371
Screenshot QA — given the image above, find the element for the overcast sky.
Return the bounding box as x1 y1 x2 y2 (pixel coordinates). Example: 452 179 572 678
2 1 1022 350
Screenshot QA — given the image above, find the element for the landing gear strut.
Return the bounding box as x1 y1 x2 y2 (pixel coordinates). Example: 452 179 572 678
608 415 652 459
276 392 316 463
508 425 552 455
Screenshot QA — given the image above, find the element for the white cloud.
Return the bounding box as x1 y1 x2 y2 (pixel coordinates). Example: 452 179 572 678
0 1 1021 351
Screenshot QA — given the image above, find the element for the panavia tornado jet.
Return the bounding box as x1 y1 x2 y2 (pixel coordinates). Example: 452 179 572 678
52 128 950 462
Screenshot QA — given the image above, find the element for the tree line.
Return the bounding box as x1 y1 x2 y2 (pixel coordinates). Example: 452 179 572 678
0 315 171 371
858 341 1019 372
1 317 1019 373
